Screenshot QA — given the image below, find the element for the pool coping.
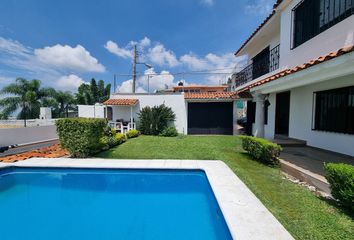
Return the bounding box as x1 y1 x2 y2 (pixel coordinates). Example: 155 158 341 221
0 158 294 240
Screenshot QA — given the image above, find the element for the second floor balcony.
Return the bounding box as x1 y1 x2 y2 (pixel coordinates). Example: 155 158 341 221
233 44 280 88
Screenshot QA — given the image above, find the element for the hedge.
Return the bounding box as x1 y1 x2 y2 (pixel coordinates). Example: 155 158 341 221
240 136 282 166
56 118 106 158
324 163 354 210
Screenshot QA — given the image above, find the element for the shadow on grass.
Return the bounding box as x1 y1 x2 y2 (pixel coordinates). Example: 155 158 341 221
317 195 354 219
238 152 281 168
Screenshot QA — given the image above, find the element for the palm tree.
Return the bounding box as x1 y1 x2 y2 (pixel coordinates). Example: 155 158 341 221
54 91 76 118
0 78 55 125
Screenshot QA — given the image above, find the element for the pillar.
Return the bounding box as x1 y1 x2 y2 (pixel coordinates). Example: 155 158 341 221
253 93 266 138
233 100 238 135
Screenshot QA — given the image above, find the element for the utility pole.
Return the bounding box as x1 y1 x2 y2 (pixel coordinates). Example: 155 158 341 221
113 74 116 93
132 45 137 93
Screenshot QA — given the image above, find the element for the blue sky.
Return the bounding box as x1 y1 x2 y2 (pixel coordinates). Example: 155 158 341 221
0 0 274 93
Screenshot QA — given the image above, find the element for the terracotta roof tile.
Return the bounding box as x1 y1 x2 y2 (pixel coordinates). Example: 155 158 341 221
103 99 139 106
237 45 354 93
0 144 69 163
184 92 239 100
235 1 283 56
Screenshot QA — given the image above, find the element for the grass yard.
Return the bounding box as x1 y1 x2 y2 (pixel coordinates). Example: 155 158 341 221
97 135 354 240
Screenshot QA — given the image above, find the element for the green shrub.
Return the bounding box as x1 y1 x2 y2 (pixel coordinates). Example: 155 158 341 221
240 136 282 166
160 127 178 137
126 129 139 139
115 133 126 144
56 118 106 157
99 136 110 151
107 136 119 147
324 163 354 210
138 104 175 135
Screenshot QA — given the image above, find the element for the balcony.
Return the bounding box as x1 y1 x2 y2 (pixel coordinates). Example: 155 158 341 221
233 44 280 88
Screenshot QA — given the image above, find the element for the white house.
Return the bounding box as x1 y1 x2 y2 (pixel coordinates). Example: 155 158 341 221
231 0 354 156
78 91 241 135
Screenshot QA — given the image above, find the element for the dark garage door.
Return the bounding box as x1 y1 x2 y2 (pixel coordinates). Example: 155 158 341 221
188 102 233 135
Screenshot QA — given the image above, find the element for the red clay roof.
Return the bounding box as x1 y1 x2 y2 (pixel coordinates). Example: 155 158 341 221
238 45 354 92
103 99 139 106
234 0 283 56
184 92 239 100
0 144 69 163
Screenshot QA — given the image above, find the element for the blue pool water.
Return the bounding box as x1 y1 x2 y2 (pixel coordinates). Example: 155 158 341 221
0 167 232 240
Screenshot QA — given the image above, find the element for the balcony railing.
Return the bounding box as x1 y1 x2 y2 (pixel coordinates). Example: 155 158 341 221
233 44 280 88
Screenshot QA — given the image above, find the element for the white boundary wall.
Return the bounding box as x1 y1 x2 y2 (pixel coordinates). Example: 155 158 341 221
78 105 105 118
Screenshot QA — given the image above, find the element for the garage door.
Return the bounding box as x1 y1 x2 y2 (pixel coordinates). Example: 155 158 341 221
188 102 233 135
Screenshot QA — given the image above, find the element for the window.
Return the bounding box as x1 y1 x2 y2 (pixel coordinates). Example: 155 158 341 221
314 86 354 134
293 0 354 48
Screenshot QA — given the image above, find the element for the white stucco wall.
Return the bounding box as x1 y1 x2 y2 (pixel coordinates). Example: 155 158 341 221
279 0 354 69
78 105 105 118
110 94 188 134
267 75 354 156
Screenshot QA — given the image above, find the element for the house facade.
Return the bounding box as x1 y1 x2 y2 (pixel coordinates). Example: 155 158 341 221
79 86 241 135
231 0 354 156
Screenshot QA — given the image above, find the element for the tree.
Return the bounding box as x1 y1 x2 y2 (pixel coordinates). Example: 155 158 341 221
76 78 111 105
54 91 76 118
90 78 99 103
0 78 56 122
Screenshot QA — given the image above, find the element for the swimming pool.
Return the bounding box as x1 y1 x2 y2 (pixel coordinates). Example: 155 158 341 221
0 167 232 240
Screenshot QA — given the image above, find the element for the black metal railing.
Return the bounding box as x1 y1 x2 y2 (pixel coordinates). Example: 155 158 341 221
233 44 280 88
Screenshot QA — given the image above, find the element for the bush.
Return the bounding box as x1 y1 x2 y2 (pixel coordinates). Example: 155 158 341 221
115 133 126 144
324 163 354 210
126 129 139 139
160 127 178 137
56 118 106 157
99 136 110 151
240 136 282 166
138 104 176 135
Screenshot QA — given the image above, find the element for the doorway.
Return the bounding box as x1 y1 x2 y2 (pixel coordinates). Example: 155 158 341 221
275 91 290 136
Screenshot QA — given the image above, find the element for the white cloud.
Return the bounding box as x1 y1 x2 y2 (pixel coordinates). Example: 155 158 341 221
180 53 209 70
35 44 105 72
147 44 180 67
117 79 147 93
140 37 151 47
106 38 179 68
56 74 88 91
0 37 104 91
245 0 274 16
106 36 247 86
116 68 184 93
200 0 214 6
104 40 133 59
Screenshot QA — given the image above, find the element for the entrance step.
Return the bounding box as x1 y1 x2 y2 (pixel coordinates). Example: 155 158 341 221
273 135 307 147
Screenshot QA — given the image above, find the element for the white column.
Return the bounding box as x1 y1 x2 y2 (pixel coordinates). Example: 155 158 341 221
233 100 238 135
253 93 266 138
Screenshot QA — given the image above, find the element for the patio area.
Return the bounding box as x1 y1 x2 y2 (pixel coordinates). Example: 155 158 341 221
103 98 139 133
280 146 354 176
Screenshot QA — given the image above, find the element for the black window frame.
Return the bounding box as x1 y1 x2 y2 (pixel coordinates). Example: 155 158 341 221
292 0 354 49
312 86 354 134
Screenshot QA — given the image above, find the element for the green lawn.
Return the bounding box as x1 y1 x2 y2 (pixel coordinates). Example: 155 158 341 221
97 135 354 240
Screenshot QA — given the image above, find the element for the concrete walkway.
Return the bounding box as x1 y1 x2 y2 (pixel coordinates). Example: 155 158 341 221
280 146 354 176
